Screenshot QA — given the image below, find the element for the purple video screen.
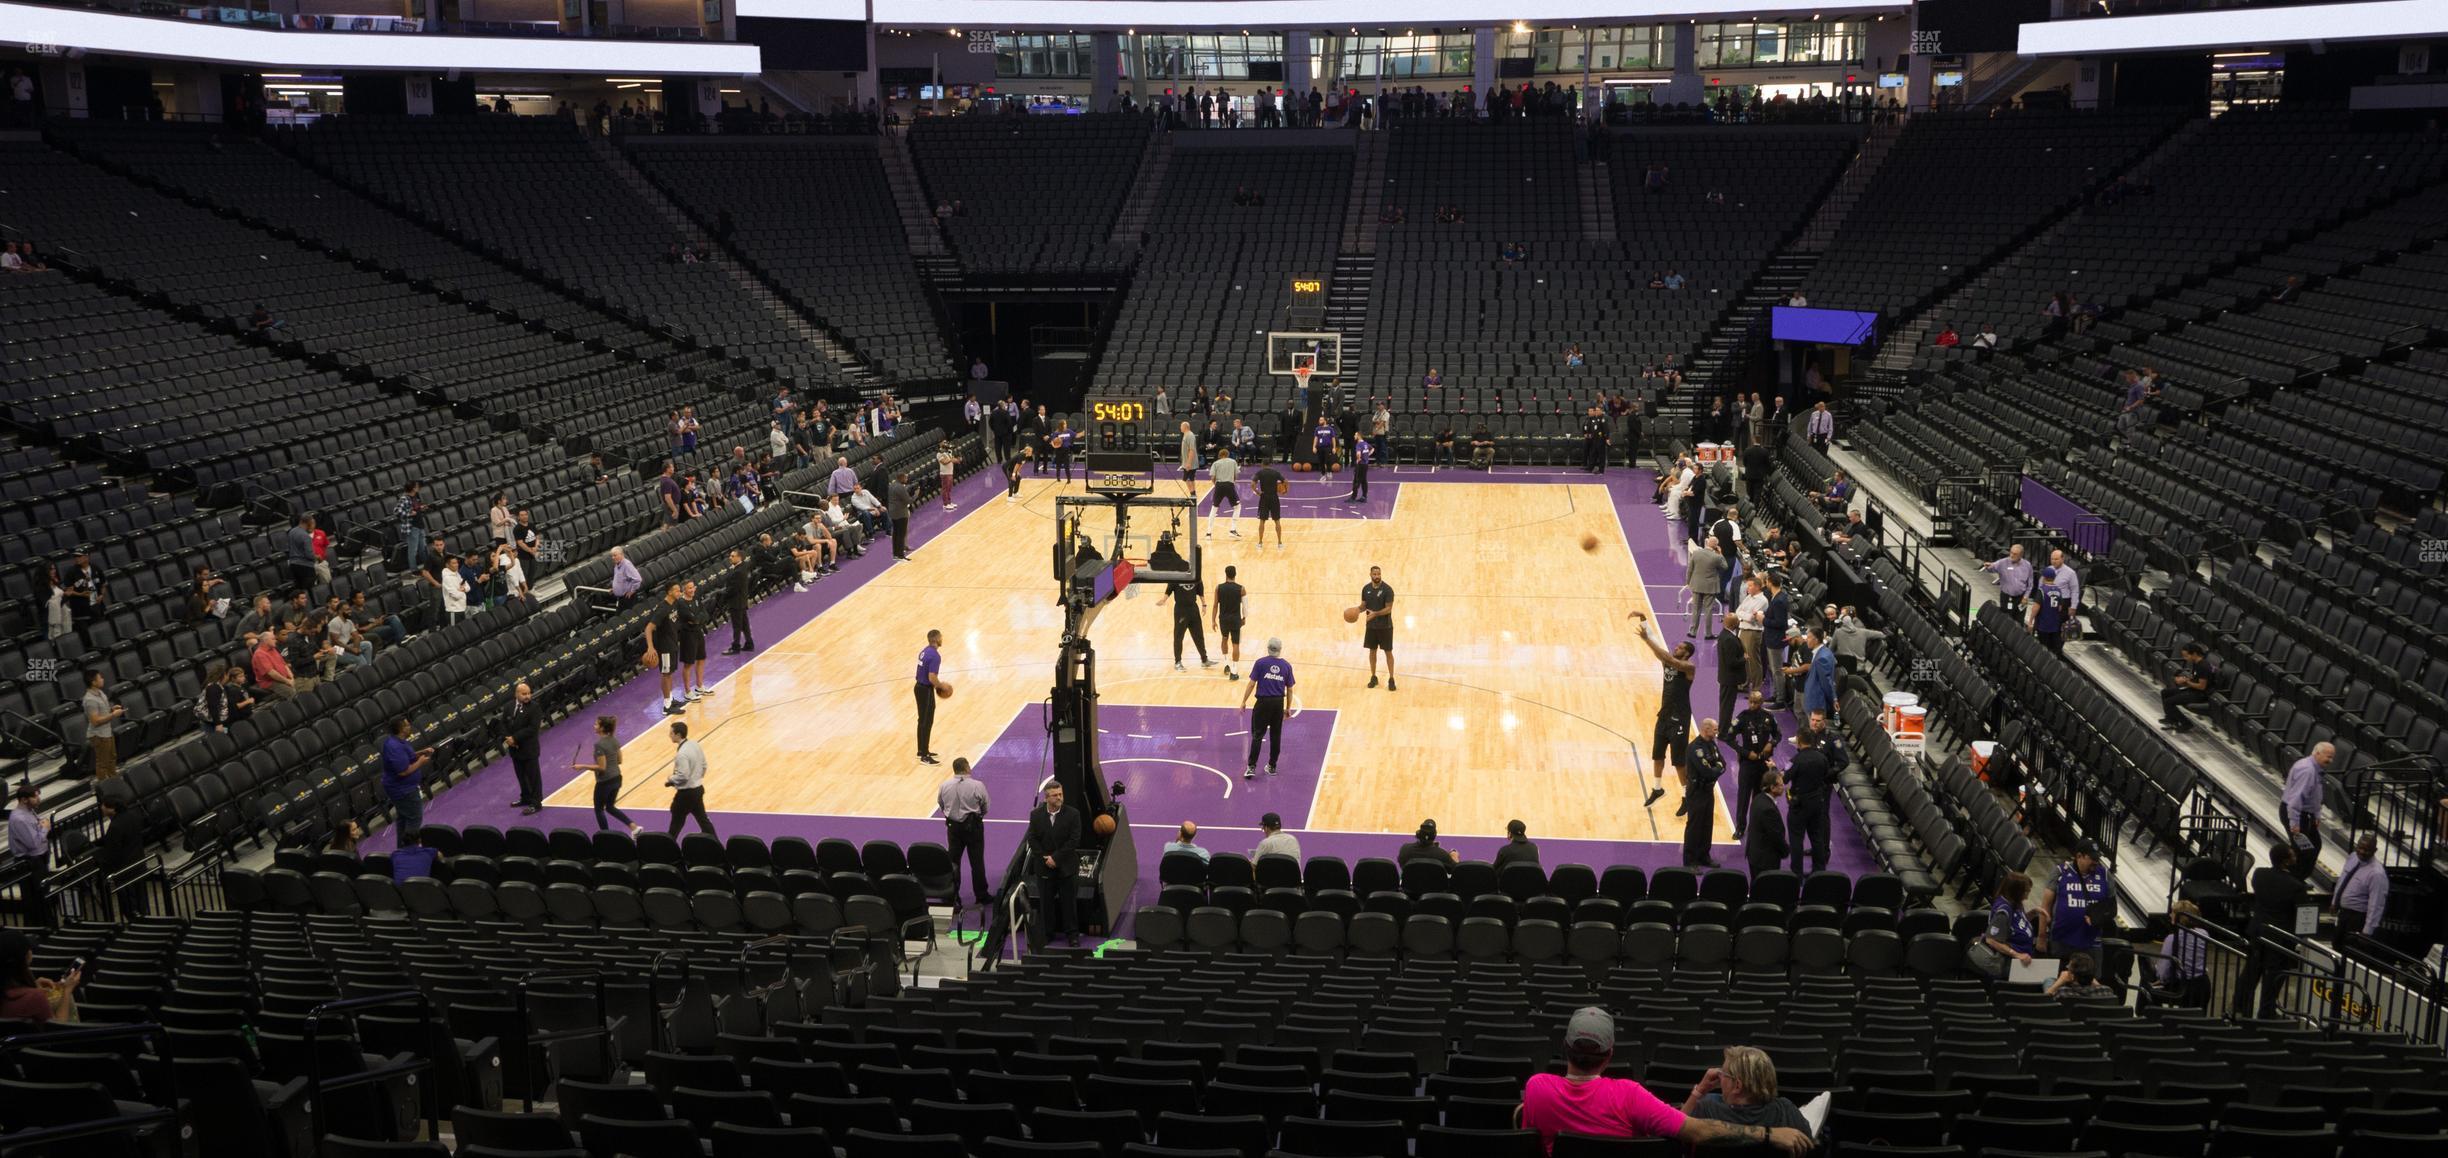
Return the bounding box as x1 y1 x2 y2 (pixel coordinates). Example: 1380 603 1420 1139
1772 306 1879 346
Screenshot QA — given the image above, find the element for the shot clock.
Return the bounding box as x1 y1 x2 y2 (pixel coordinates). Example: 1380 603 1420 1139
1082 395 1152 450
1086 396 1150 424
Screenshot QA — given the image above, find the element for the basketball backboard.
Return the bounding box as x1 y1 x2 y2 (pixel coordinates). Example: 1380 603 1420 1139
1265 331 1343 379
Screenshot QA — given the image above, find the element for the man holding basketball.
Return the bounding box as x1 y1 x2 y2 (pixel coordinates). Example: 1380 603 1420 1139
915 628 945 765
1252 457 1286 549
1242 637 1294 778
1359 566 1396 691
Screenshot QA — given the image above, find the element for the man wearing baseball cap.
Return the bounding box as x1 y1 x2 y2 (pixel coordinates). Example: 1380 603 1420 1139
1521 1007 1813 1155
1253 812 1300 863
2038 840 2114 956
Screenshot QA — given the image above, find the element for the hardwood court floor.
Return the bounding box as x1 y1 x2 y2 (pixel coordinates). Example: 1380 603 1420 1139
550 476 1715 843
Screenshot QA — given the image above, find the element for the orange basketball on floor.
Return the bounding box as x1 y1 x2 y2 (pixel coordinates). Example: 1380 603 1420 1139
1091 813 1117 837
934 679 954 699
1343 606 1362 624
1580 533 1600 552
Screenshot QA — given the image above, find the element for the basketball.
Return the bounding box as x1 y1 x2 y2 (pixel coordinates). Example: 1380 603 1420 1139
1343 606 1361 624
1091 813 1117 837
1580 533 1600 552
934 679 954 699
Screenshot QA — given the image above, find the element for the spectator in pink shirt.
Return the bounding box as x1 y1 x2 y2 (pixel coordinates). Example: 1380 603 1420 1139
1519 1008 1813 1156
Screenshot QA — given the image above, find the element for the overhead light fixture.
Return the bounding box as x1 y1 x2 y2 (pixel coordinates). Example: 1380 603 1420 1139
605 77 659 83
1514 21 1529 34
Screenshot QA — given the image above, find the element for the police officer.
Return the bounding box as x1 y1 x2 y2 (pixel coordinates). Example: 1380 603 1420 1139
2039 841 2114 955
1241 637 1295 778
1580 405 1611 474
1784 730 1833 874
1730 690 1782 842
1682 718 1726 868
1714 612 1748 735
1806 709 1848 784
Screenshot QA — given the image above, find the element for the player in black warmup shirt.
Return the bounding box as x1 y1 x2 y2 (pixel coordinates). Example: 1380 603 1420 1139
1214 565 1247 680
1251 458 1286 549
1632 611 1696 807
676 579 709 700
1163 577 1215 671
1360 566 1395 690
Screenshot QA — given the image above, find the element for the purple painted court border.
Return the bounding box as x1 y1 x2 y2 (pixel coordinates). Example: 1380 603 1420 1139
965 702 1339 831
378 462 1878 889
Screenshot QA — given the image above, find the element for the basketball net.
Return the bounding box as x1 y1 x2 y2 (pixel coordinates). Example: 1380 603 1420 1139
1293 365 1312 390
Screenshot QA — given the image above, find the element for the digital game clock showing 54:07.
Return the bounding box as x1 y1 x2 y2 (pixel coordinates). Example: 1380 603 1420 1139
1087 396 1151 424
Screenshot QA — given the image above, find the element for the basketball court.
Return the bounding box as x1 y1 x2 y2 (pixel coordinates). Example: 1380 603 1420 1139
543 469 1695 845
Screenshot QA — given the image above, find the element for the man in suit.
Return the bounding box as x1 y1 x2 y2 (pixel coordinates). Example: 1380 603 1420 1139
990 400 1018 464
500 681 543 814
721 548 757 654
1681 718 1726 869
1027 782 1084 946
2233 843 2310 1018
95 791 147 919
1714 613 1748 745
1744 770 1788 878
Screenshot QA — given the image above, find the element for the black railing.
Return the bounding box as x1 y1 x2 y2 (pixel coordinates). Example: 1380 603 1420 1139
303 991 441 1150
512 967 624 1098
0 1023 181 1155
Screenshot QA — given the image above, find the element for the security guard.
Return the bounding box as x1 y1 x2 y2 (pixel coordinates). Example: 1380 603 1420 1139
1580 405 1612 474
1682 718 1726 868
1730 691 1782 842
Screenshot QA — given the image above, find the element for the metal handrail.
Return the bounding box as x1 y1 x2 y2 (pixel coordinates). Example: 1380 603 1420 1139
0 1021 169 1060
301 990 440 1148
0 1107 180 1155
512 966 623 1095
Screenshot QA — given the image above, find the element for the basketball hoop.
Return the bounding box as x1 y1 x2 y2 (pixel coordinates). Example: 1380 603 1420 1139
1293 365 1313 390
